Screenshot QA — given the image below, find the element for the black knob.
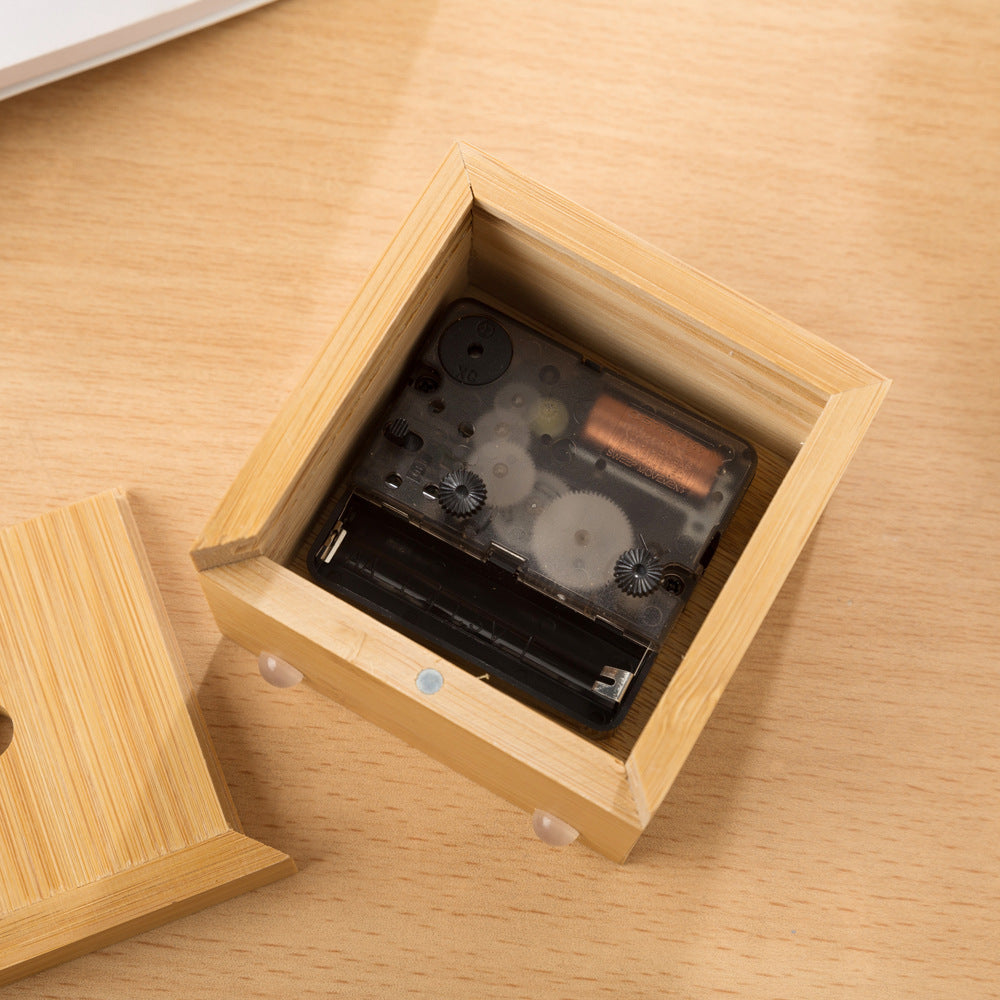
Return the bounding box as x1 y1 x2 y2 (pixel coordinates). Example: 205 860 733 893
613 547 664 597
437 468 487 517
438 315 513 386
384 417 409 445
383 417 423 451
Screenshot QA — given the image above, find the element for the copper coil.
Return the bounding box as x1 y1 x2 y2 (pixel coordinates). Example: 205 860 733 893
581 394 722 498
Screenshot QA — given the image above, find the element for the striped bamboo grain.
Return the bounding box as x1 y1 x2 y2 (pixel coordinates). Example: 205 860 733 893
192 144 890 861
0 490 294 986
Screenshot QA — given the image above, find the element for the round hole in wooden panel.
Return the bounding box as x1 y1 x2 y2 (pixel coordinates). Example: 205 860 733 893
0 710 12 757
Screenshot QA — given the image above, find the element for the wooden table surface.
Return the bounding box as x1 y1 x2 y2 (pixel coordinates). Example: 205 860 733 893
2 1 997 996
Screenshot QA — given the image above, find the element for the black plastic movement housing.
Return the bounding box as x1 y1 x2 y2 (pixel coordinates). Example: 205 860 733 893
308 300 756 731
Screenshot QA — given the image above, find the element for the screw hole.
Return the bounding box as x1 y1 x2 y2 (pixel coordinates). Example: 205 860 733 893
0 711 13 758
411 364 441 393
467 343 484 359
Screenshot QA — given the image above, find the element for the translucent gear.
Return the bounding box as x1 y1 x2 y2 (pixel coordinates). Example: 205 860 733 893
492 472 566 550
437 468 488 517
529 397 570 438
469 440 536 508
474 407 531 447
531 491 633 593
613 547 665 597
493 381 540 416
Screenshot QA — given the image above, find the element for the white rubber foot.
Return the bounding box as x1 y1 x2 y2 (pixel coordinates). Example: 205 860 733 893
257 652 303 689
531 809 579 847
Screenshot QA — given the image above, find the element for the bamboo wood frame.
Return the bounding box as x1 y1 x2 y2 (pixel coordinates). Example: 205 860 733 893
0 492 295 986
192 144 890 862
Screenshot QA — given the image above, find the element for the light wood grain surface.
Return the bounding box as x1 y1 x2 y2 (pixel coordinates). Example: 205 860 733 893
2 1 997 996
0 491 293 986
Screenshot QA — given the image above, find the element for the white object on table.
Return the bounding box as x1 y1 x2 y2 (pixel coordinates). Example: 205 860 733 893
0 0 278 101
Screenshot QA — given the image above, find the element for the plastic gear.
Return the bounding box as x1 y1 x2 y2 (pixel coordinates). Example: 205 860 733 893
529 397 570 438
469 440 536 508
474 407 531 446
613 547 665 597
531 491 633 593
493 381 540 416
437 468 487 517
492 472 566 550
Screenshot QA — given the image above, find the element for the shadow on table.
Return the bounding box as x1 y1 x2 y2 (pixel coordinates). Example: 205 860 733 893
626 530 820 866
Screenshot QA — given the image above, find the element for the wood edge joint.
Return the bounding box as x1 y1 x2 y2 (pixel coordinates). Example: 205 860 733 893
824 375 893 418
624 756 653 828
190 537 264 573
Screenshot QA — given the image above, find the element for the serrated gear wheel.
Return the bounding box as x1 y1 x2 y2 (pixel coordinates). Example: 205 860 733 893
613 547 665 597
437 468 488 517
469 440 536 508
531 491 633 593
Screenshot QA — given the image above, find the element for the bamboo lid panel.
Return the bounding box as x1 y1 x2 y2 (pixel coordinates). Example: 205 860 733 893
0 491 294 987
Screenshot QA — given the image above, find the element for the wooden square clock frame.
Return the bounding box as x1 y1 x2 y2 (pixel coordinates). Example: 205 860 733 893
191 144 890 862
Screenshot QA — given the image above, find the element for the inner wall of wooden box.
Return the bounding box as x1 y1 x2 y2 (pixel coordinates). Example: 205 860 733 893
284 202 805 761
